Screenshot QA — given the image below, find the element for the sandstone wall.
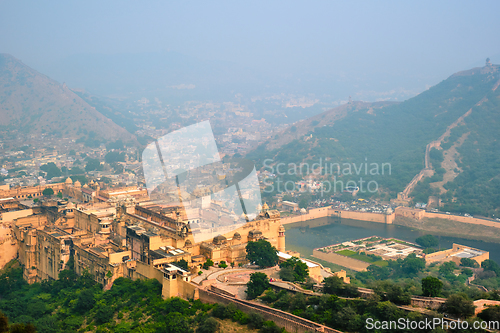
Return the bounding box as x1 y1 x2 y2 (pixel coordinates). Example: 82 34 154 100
281 206 394 227
1 209 33 223
198 288 342 333
424 212 500 230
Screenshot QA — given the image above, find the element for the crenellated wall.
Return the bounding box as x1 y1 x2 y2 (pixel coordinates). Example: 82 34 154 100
281 206 394 226
198 288 343 333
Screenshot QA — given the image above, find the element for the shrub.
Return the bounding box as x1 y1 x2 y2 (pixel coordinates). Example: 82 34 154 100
247 312 264 329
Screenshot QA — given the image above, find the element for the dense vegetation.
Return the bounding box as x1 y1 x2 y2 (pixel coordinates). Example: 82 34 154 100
0 262 263 333
260 285 445 332
246 272 271 300
438 86 500 216
257 274 499 332
278 257 309 283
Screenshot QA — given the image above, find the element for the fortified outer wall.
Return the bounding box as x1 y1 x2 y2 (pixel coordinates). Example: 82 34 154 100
281 205 500 234
0 183 66 200
395 207 426 220
340 210 394 224
198 288 343 333
279 207 331 225
312 249 369 272
281 206 394 226
410 296 446 310
424 212 500 230
474 300 500 315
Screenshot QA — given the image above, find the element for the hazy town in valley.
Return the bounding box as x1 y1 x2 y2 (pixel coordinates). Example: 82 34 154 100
1 2 500 332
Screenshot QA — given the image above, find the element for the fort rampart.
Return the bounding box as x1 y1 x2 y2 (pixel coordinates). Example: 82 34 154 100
198 288 342 333
424 212 500 230
280 206 500 232
281 206 393 226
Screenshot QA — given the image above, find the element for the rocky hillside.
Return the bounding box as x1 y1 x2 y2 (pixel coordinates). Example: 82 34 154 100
248 60 500 216
0 53 133 142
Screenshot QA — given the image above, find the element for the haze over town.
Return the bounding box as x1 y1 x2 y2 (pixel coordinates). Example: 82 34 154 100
2 2 500 333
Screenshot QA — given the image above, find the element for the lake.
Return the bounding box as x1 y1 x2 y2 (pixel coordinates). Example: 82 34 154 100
285 217 500 264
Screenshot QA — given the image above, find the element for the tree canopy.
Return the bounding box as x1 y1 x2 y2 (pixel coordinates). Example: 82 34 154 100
245 239 279 268
246 272 270 300
460 258 479 268
85 158 103 172
440 293 476 318
40 163 62 180
421 276 443 297
279 257 309 282
42 188 54 197
415 235 439 248
0 264 259 332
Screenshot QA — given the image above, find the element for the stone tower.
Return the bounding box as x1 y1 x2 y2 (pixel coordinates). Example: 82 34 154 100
278 224 286 252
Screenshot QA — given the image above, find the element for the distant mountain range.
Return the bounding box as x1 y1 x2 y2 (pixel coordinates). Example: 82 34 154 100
248 60 500 217
0 53 134 142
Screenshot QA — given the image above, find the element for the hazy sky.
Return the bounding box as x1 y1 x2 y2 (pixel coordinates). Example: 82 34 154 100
1 1 500 98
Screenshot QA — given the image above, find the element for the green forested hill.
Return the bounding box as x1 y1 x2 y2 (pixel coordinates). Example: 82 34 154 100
248 63 500 215
0 53 133 142
0 262 270 333
437 84 500 216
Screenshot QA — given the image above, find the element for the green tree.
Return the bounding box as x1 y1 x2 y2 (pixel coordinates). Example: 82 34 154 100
298 198 308 209
477 305 500 322
0 311 8 333
401 253 425 275
415 235 439 248
10 323 36 333
461 268 473 277
69 166 85 175
279 266 295 282
173 259 189 271
279 257 309 282
260 321 282 333
196 317 219 333
94 301 113 325
246 272 269 299
482 259 500 276
74 289 95 313
440 294 476 318
245 239 278 268
57 192 63 199
460 258 479 268
105 151 126 163
202 259 214 270
323 276 344 295
439 261 457 275
386 284 411 305
40 162 62 180
247 312 264 329
422 276 443 297
85 158 102 172
42 188 54 197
